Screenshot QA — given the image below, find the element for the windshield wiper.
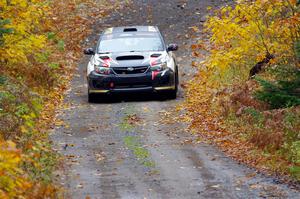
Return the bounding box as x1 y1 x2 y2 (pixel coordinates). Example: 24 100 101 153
98 52 111 54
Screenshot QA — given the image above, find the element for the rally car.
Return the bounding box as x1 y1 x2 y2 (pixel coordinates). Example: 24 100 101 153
84 26 179 102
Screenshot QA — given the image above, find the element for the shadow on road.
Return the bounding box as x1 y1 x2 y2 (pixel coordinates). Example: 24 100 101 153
90 92 177 104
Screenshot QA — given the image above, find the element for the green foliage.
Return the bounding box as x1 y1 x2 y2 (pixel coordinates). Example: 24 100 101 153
124 136 155 167
48 63 60 70
244 107 264 127
57 40 65 51
284 110 299 128
0 77 44 144
290 141 300 164
46 32 56 40
255 71 300 109
15 104 30 117
282 111 300 167
289 166 300 179
295 41 300 60
23 140 58 183
35 51 51 63
0 19 13 34
0 75 7 85
0 19 13 45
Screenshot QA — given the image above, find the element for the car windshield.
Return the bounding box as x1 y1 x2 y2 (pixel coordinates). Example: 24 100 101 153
98 37 164 53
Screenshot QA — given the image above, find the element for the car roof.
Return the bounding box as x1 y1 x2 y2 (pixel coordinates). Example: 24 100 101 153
104 26 159 34
101 26 161 39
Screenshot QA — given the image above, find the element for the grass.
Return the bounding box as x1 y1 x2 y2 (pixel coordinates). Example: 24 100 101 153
119 119 135 131
124 136 155 168
119 106 155 167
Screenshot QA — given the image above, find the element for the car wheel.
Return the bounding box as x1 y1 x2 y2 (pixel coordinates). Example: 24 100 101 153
159 90 177 100
88 90 97 103
168 89 177 99
174 65 179 93
168 66 179 99
161 67 178 100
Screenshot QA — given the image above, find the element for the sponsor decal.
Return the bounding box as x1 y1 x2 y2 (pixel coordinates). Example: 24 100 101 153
127 67 134 71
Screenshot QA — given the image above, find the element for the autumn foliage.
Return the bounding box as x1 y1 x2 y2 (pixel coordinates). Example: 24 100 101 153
184 0 300 180
204 0 299 82
0 0 116 197
0 140 30 198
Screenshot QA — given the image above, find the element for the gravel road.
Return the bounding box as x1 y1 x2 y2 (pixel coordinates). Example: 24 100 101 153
51 0 300 198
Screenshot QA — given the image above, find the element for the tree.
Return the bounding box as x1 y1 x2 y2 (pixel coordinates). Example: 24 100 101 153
204 0 299 82
0 0 47 64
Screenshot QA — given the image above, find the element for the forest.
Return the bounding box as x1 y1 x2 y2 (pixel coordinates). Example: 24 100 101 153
184 0 300 182
0 0 299 198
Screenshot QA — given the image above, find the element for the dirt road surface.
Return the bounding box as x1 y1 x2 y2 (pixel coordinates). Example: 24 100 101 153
51 0 300 198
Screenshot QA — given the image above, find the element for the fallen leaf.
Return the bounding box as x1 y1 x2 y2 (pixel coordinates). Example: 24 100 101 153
211 184 220 188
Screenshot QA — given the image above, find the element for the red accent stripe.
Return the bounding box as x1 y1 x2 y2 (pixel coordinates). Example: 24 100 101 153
103 57 112 67
152 71 159 80
150 57 158 66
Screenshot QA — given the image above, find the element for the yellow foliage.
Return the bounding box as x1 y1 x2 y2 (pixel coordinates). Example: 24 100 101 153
204 0 299 81
0 140 31 198
184 0 300 180
0 0 48 64
1 0 118 197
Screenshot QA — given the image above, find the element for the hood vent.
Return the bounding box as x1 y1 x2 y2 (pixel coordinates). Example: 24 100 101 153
99 56 110 60
116 55 144 60
151 53 162 58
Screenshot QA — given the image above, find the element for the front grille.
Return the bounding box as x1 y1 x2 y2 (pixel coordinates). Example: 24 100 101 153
114 82 151 89
112 66 149 75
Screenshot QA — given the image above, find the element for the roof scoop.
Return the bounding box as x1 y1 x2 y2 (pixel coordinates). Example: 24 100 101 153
123 28 137 32
116 55 144 60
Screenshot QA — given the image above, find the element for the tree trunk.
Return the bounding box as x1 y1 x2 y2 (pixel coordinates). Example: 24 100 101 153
249 52 275 78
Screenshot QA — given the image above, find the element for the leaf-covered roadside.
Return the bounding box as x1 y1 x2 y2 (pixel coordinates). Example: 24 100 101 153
182 0 300 183
0 0 121 197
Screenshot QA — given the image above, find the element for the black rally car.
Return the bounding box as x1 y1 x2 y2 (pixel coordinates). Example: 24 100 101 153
84 26 179 102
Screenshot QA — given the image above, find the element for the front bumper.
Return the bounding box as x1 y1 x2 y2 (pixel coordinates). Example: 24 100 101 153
88 69 175 94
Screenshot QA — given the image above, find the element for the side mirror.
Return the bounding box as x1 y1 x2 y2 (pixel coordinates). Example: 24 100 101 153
83 48 95 55
167 44 178 52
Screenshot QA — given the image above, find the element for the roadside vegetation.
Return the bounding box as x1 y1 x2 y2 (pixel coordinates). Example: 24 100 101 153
0 0 116 197
184 0 300 181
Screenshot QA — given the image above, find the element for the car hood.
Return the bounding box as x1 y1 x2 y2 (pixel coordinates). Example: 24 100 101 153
92 51 168 67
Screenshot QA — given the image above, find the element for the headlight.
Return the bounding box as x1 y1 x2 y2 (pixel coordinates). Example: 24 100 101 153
151 62 168 71
94 65 111 75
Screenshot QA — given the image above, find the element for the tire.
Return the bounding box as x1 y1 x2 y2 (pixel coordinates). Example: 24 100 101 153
168 89 177 99
169 66 179 99
161 67 178 100
88 91 97 103
174 65 179 93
